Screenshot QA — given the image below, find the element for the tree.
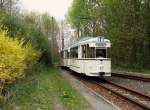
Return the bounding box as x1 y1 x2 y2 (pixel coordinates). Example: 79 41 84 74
68 0 104 37
0 8 60 64
68 0 150 69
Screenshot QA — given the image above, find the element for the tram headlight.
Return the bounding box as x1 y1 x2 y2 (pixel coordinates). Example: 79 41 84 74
99 66 104 70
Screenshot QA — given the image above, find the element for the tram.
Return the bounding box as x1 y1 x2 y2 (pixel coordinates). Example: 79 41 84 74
61 36 111 77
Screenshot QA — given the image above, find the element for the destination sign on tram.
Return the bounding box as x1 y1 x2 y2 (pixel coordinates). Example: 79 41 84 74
96 43 106 47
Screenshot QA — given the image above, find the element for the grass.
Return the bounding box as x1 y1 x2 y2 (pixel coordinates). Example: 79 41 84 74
49 68 89 110
3 64 53 110
2 64 90 110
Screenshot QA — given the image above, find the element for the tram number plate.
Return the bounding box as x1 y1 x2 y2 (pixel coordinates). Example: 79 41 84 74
96 43 106 47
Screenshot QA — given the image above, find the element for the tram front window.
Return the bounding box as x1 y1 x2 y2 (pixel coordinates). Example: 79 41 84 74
82 44 107 58
96 49 106 58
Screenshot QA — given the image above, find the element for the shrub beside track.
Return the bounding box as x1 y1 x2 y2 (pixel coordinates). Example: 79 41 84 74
0 29 41 102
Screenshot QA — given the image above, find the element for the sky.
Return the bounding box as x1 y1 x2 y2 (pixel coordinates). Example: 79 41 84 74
21 0 73 20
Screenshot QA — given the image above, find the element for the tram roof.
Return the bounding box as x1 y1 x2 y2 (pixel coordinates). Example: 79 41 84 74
62 36 110 51
72 36 110 47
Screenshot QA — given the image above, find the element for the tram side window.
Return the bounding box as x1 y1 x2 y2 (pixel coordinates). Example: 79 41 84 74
67 51 70 58
82 45 86 58
61 51 63 58
62 50 69 58
70 47 78 58
74 47 78 58
96 49 106 58
70 49 73 58
87 45 95 58
89 47 95 58
82 45 95 58
64 51 66 58
107 48 111 58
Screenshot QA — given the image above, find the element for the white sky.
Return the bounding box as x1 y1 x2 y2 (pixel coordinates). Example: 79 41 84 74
21 0 73 20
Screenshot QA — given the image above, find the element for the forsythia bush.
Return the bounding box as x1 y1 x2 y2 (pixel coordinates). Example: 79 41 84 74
0 29 41 84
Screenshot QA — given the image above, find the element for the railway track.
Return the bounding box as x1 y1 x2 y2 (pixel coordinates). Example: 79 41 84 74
92 79 150 110
112 72 150 82
62 69 150 110
73 73 150 110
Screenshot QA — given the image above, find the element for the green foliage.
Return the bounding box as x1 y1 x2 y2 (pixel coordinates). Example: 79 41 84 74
42 13 59 35
102 0 150 68
2 64 53 109
0 0 59 105
41 13 60 63
68 0 104 37
0 29 41 84
1 13 24 37
0 28 41 103
68 0 150 69
2 65 90 110
49 69 88 109
0 10 59 64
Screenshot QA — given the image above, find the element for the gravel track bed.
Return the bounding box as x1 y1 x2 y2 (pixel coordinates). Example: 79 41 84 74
100 82 150 107
61 69 119 110
79 77 144 110
104 76 150 96
112 70 150 78
63 70 145 110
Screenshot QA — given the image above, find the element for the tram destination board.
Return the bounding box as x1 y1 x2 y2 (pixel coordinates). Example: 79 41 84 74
96 43 106 47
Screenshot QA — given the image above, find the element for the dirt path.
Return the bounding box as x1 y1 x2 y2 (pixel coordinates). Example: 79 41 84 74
60 69 120 110
52 91 66 110
49 77 66 110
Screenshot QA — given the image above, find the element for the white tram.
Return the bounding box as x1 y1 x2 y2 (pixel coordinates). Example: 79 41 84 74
61 37 111 77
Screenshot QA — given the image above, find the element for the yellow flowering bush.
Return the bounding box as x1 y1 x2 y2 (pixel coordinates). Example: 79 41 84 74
0 29 41 84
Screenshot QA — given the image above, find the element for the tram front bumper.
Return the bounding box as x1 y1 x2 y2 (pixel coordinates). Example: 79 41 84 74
87 72 111 77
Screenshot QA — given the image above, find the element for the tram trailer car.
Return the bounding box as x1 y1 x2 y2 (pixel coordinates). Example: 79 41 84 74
61 37 111 77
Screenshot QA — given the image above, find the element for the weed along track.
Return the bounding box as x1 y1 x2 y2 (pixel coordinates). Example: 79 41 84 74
63 70 150 110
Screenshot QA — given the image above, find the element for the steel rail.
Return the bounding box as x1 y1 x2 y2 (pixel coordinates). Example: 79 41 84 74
63 69 150 110
92 80 150 110
104 79 150 99
112 72 150 82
